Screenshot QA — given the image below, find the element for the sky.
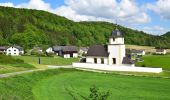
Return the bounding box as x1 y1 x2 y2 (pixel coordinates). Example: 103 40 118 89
0 0 170 35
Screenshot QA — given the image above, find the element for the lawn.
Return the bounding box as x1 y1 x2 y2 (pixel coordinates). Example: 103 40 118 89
0 69 170 100
13 56 79 66
136 55 170 70
0 55 35 74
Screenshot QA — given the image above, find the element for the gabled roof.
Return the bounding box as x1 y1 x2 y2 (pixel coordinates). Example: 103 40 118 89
156 49 165 52
122 57 134 64
53 46 78 52
62 46 78 52
0 46 7 50
7 46 23 51
79 47 88 52
86 45 109 57
110 28 123 38
131 49 144 53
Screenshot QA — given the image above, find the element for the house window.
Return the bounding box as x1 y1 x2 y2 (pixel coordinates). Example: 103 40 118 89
94 58 97 64
112 58 116 64
14 53 16 55
14 50 16 51
8 50 11 52
101 58 104 64
9 53 11 55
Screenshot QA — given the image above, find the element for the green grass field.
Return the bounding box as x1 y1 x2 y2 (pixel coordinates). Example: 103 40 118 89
13 56 79 66
136 55 170 70
0 69 170 100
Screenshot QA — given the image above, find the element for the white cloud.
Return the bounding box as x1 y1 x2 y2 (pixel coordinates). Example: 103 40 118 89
147 0 170 19
55 0 150 25
0 2 14 7
143 26 167 35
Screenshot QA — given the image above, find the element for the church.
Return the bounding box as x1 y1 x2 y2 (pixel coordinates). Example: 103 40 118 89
85 27 134 66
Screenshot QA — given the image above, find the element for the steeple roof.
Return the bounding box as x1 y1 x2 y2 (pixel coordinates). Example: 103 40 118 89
110 27 123 38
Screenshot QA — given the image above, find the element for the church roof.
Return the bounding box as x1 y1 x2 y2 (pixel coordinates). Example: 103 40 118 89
110 28 123 38
86 45 109 57
122 57 134 64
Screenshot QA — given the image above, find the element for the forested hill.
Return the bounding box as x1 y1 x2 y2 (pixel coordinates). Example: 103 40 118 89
0 6 170 49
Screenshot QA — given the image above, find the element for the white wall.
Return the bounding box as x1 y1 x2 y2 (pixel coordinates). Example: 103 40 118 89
72 63 162 73
156 50 166 55
109 37 124 44
73 53 78 58
86 57 108 64
6 47 22 56
46 47 54 53
64 54 70 58
108 44 125 65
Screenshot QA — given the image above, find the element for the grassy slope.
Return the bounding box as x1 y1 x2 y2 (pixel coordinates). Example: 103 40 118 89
13 56 79 65
0 69 170 100
136 55 170 70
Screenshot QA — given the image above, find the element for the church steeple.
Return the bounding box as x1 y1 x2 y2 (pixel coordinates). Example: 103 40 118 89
109 22 124 45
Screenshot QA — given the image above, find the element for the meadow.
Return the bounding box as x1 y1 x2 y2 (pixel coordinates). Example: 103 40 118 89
0 68 170 100
136 55 170 70
13 56 79 66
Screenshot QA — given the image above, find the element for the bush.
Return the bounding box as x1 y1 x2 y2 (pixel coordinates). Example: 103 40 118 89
46 52 55 57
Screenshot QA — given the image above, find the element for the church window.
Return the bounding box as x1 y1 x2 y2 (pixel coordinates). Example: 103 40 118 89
113 38 115 41
113 58 116 64
94 58 97 64
101 58 104 64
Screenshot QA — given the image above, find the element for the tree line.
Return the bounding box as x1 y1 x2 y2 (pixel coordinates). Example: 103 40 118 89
0 6 170 50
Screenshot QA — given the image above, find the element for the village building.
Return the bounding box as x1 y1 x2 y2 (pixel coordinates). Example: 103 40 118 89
46 47 54 53
0 46 7 54
85 28 134 66
6 46 24 56
156 49 166 55
52 46 78 58
131 49 145 55
79 47 89 56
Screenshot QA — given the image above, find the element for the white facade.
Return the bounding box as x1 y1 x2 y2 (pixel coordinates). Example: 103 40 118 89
64 54 70 58
108 36 125 65
6 47 24 56
73 53 78 58
108 44 125 65
109 37 124 45
86 57 108 64
156 50 166 55
46 47 54 53
63 53 78 58
73 63 162 73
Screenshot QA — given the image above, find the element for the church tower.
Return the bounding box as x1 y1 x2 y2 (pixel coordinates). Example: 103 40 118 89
108 26 126 65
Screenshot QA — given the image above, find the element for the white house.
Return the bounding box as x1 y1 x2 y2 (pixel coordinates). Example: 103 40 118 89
46 47 54 53
85 28 134 66
131 49 145 55
156 49 166 55
79 47 88 56
6 46 24 56
52 46 78 58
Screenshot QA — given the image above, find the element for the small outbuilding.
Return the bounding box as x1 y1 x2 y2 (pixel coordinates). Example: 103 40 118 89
156 49 166 55
53 46 78 58
131 49 145 55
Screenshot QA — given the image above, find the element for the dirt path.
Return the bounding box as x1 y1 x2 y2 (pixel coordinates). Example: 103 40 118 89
0 69 47 78
0 65 73 78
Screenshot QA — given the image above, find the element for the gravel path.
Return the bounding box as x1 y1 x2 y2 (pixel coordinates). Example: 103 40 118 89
0 69 47 78
0 65 73 78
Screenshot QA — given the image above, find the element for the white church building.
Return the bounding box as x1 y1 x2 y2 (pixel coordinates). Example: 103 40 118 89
86 28 134 66
73 27 162 73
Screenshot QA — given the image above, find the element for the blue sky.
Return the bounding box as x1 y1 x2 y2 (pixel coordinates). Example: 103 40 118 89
0 0 170 35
